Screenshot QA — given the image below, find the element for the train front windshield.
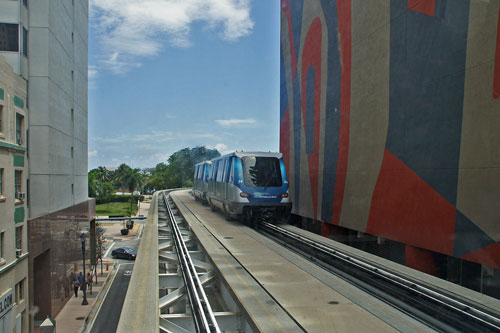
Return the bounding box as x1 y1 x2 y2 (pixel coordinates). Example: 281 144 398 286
241 156 283 188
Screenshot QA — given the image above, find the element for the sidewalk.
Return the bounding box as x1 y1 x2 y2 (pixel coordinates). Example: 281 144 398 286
50 202 150 332
53 263 113 332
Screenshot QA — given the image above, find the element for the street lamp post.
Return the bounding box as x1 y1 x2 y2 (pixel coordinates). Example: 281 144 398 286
80 233 88 305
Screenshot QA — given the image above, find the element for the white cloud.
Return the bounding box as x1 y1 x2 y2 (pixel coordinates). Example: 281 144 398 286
88 65 98 79
215 118 256 126
90 0 254 73
88 150 98 157
212 143 232 154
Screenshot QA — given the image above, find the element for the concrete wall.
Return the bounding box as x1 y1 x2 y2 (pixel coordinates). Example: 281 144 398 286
0 54 29 333
280 0 500 269
28 0 88 218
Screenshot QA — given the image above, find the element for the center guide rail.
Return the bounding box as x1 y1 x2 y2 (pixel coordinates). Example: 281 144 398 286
260 221 500 333
163 193 221 333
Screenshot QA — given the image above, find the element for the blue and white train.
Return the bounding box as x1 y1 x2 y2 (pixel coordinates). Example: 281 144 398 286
193 151 291 223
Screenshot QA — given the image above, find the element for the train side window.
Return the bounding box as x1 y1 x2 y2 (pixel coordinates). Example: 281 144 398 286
216 160 224 182
224 158 232 182
209 163 215 180
195 166 199 179
206 165 211 181
229 158 235 183
221 158 228 182
213 160 218 181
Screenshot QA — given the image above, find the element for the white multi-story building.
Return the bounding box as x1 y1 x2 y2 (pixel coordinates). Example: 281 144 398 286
0 55 28 333
0 0 92 330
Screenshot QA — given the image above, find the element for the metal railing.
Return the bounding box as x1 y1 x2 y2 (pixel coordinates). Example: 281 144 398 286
163 193 221 333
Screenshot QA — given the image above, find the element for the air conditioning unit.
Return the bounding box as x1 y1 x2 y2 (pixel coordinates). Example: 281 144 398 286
17 137 23 145
16 249 22 258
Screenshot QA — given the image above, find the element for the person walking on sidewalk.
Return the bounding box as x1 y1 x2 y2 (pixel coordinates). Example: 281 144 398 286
80 277 87 302
72 279 80 297
77 271 84 285
87 272 93 295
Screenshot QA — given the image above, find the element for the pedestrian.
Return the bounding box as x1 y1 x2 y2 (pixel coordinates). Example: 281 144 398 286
80 277 87 300
87 272 93 295
77 271 84 285
72 279 80 297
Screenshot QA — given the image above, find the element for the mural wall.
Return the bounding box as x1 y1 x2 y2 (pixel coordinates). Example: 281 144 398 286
280 0 500 269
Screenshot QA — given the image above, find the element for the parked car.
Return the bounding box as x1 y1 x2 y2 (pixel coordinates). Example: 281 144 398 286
111 247 137 260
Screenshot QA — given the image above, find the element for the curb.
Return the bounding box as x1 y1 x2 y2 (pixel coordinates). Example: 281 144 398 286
79 263 119 333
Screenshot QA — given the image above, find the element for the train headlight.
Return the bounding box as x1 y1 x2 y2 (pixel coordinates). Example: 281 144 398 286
240 192 250 198
280 193 288 198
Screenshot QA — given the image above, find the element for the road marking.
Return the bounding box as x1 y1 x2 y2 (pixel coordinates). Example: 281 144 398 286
104 242 115 258
137 224 144 240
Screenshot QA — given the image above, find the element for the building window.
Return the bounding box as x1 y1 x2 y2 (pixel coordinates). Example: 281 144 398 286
71 183 74 194
15 279 24 303
0 23 19 52
22 27 27 57
15 170 22 197
15 226 22 254
0 169 2 196
23 0 28 7
71 108 74 122
71 146 74 158
16 114 23 145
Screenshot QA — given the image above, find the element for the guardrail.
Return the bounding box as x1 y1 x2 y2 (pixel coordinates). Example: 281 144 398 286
163 193 220 332
116 191 160 332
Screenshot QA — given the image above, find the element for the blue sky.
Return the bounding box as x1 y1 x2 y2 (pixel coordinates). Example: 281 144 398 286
88 0 280 169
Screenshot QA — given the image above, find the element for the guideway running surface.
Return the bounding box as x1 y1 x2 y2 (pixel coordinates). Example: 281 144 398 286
171 190 429 332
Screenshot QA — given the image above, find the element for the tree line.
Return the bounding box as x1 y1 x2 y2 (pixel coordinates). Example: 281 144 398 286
88 146 220 200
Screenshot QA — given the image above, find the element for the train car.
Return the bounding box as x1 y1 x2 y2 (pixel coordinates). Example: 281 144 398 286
280 0 500 296
193 161 211 202
206 151 291 223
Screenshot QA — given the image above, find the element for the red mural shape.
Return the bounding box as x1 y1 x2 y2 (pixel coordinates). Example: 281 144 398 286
331 0 351 225
405 245 437 276
280 108 291 174
462 243 500 268
301 18 322 220
367 149 456 255
494 6 500 99
407 0 435 16
281 0 298 81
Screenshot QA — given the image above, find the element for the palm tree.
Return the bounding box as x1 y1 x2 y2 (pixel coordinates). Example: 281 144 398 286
120 168 144 213
95 166 111 183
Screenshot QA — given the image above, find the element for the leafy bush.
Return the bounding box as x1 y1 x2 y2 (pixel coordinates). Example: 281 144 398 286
95 195 144 205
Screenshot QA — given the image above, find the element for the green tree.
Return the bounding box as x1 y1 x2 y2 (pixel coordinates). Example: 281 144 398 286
120 168 144 210
147 146 220 190
113 163 132 191
88 172 101 198
98 182 115 209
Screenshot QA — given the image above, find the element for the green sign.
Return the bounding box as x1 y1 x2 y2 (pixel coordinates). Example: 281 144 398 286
14 96 24 109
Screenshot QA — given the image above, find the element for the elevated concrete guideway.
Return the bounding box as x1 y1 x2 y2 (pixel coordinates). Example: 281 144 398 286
115 189 500 332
